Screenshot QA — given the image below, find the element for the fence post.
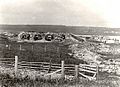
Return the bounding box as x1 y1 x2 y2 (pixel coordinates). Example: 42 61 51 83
8 44 11 50
75 65 79 79
57 47 59 53
48 59 52 80
96 64 99 80
20 44 22 50
32 45 33 51
44 44 47 52
61 61 65 78
15 56 18 76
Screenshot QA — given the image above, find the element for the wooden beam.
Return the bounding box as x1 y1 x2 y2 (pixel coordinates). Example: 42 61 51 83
75 65 78 79
61 61 65 78
15 56 18 76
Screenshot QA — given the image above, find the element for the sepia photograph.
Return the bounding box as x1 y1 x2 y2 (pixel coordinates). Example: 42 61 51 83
0 0 120 87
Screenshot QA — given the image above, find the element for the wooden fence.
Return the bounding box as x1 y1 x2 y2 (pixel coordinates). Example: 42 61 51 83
0 56 99 80
79 64 98 80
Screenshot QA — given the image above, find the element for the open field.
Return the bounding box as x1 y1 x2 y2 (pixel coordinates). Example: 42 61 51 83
1 26 120 86
0 41 120 87
0 71 120 87
0 59 119 87
0 41 85 64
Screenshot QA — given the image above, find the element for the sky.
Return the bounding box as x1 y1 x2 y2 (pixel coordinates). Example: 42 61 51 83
0 0 120 28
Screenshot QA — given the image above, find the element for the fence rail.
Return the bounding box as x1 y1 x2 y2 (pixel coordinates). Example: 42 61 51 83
0 56 14 59
0 56 100 80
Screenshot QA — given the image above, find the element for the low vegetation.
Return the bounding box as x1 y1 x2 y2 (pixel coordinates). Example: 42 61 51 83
0 33 120 87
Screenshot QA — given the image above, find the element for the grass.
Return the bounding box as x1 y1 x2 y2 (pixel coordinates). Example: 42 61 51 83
1 38 120 87
0 41 86 64
0 72 119 87
0 63 119 87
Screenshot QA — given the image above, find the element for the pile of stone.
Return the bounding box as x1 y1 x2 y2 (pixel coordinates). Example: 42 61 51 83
96 43 120 55
68 43 101 64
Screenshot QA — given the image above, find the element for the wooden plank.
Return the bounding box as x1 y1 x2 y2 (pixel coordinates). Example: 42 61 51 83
61 61 65 78
41 67 48 70
44 69 62 76
1 64 14 67
0 61 14 64
96 64 99 80
51 64 61 66
6 64 14 66
79 72 95 80
79 68 96 74
43 63 51 65
79 66 97 71
1 60 14 63
15 56 18 76
43 66 50 68
75 65 78 79
0 58 14 60
51 68 60 71
18 63 42 66
19 61 49 64
79 64 96 68
65 66 75 69
51 66 61 69
18 66 43 69
18 66 30 68
18 66 38 68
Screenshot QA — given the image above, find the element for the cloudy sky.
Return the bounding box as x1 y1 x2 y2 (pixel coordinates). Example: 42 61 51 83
0 0 120 27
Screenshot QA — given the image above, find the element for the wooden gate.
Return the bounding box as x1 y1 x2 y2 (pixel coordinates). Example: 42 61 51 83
79 64 98 80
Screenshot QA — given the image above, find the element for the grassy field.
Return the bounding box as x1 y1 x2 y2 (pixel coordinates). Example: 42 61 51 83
0 40 85 64
0 72 119 87
1 34 120 87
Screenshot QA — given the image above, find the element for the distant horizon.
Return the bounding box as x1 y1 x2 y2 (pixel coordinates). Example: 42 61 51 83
0 24 120 36
0 24 119 29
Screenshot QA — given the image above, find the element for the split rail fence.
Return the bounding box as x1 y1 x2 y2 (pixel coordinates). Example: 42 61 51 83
0 56 99 80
